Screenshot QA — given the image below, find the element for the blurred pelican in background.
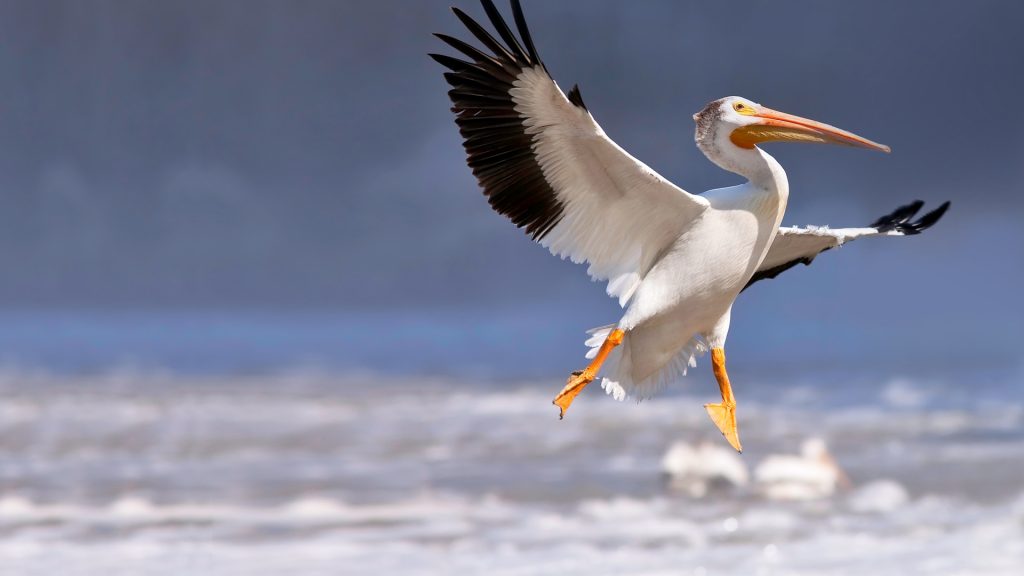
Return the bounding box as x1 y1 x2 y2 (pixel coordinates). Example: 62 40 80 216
660 440 749 498
755 438 851 501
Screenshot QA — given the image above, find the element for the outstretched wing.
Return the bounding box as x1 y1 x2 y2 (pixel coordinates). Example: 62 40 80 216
743 200 950 291
431 0 708 307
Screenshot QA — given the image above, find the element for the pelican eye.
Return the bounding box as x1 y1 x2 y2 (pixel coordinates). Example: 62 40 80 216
733 101 755 115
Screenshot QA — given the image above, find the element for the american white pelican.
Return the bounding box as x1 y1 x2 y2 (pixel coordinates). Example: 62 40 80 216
754 438 851 500
661 440 749 498
432 1 949 452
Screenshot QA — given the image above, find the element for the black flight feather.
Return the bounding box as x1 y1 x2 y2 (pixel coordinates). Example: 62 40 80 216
511 0 542 67
481 0 529 62
567 84 587 110
432 1 566 240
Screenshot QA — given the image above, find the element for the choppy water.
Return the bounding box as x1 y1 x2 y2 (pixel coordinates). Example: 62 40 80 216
0 370 1021 575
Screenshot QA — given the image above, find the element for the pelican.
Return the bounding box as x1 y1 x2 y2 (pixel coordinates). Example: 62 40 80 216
431 1 949 452
661 440 750 498
754 438 851 500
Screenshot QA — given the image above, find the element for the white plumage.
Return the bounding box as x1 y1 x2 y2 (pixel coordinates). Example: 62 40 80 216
511 67 711 310
660 440 750 498
754 438 850 501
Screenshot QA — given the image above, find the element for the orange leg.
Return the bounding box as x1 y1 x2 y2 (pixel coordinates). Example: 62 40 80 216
552 328 624 419
704 348 743 452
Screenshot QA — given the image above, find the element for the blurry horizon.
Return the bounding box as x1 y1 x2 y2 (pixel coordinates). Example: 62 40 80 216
1 0 1022 376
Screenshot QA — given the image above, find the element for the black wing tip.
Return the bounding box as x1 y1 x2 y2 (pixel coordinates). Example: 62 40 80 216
915 201 950 231
869 199 923 230
510 0 543 67
429 52 465 69
432 1 565 244
871 200 951 235
433 32 471 49
479 0 529 63
435 2 539 69
432 32 457 46
450 6 470 21
567 84 587 110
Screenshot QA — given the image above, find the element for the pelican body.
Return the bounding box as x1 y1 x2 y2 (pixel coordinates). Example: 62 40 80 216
755 438 851 500
432 0 948 451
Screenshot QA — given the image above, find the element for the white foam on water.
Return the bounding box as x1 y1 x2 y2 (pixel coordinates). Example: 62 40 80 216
0 490 1020 575
846 479 910 513
0 370 1020 574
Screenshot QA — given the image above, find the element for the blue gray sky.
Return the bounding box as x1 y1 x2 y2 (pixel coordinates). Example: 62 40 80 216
0 1 1021 374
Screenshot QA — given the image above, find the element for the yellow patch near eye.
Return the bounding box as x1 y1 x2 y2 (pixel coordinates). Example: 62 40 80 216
733 102 756 116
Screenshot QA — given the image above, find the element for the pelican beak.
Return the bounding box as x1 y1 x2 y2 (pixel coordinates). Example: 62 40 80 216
731 106 890 153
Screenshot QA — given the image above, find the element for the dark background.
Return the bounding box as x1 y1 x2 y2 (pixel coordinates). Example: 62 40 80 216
0 1 1020 377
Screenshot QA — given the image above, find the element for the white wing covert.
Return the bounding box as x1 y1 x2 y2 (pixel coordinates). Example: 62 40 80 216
432 0 708 306
744 200 950 290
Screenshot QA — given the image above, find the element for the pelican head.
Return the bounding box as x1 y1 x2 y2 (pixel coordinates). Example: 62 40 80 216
800 437 830 461
694 96 890 161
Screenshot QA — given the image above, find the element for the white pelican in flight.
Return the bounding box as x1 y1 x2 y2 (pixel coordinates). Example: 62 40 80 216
431 1 949 452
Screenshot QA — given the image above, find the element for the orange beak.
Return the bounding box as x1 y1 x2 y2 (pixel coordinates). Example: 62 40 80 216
731 106 891 153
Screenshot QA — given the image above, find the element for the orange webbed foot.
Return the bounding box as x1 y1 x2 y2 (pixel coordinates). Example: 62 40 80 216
704 401 742 452
553 369 594 419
